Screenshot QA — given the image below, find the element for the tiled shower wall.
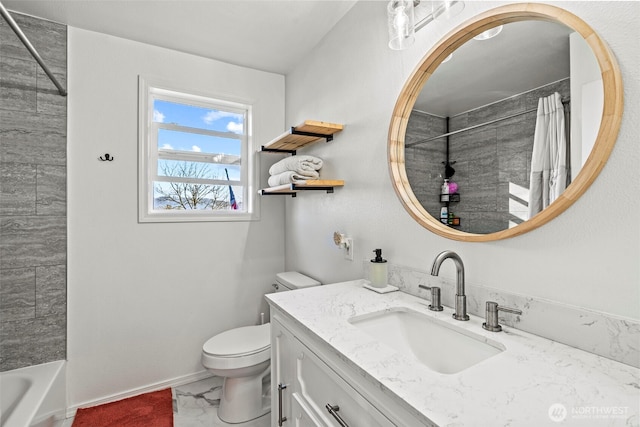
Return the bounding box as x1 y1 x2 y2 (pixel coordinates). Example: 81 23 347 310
0 12 67 371
406 79 570 234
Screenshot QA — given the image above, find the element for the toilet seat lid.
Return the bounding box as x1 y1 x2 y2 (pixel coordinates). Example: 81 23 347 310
203 323 270 357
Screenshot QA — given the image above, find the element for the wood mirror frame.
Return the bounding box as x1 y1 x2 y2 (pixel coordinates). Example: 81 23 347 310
388 3 623 242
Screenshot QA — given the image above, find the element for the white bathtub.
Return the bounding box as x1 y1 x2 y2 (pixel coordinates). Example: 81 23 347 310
0 361 66 427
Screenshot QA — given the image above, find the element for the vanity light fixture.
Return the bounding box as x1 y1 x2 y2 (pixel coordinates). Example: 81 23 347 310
387 0 416 50
431 0 465 22
473 25 503 40
388 1 465 50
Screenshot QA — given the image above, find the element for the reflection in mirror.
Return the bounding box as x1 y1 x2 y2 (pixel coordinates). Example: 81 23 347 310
405 20 603 234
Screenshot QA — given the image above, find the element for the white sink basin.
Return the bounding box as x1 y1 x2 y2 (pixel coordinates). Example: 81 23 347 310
349 307 505 374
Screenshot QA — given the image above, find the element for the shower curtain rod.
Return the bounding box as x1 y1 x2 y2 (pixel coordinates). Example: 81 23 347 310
406 98 570 148
0 1 67 96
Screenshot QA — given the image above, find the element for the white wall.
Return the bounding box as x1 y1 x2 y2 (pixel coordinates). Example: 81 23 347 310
284 1 639 319
67 28 285 407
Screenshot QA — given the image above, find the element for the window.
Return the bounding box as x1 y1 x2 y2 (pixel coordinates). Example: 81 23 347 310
138 76 257 222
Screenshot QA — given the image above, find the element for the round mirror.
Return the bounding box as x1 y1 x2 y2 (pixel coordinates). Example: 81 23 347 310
388 3 623 242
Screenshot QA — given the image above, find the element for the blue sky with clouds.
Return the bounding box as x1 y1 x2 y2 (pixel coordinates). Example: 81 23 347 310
153 100 243 156
152 99 245 206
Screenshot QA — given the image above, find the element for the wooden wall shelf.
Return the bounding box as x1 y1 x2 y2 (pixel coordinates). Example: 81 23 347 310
260 120 344 196
260 180 344 197
261 120 343 154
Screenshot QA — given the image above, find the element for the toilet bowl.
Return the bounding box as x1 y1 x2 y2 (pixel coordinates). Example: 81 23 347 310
202 324 271 423
201 272 320 424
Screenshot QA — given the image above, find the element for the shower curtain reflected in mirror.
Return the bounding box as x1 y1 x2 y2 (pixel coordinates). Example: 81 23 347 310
528 92 569 218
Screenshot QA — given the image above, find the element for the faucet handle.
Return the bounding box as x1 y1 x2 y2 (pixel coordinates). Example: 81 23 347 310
418 285 444 311
482 301 522 332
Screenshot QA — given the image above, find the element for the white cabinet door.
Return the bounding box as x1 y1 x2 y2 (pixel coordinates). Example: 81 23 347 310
270 307 427 427
291 394 323 427
272 317 297 427
293 338 395 427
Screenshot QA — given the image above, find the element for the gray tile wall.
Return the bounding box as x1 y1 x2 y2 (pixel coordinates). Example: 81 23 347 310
0 12 67 371
405 111 447 216
406 79 570 233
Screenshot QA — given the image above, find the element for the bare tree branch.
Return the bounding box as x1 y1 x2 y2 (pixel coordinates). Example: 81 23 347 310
155 161 229 210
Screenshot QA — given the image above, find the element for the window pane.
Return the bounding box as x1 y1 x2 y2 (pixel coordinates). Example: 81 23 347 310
153 181 244 211
158 128 241 157
140 77 254 222
157 160 240 181
153 99 244 134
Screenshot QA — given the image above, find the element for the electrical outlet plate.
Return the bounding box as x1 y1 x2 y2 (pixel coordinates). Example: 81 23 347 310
344 238 354 261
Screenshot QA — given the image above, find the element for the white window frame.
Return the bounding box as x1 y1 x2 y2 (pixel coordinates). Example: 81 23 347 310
138 76 259 222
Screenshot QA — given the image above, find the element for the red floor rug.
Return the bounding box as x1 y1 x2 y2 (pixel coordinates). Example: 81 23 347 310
72 388 173 427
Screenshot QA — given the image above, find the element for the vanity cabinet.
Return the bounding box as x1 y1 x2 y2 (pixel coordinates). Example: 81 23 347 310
271 309 427 427
290 394 322 426
272 316 296 426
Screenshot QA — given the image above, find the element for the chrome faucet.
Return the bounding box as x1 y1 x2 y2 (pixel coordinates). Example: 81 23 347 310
431 250 469 321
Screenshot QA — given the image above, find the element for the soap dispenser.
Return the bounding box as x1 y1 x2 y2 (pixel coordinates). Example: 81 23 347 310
370 249 388 288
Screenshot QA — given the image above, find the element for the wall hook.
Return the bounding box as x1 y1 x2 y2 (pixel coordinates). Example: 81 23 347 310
99 153 114 161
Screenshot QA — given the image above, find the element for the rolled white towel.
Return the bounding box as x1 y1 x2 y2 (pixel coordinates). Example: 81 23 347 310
268 171 315 187
269 155 323 177
268 171 318 187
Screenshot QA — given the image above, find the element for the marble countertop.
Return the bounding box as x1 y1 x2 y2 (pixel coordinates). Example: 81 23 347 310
265 280 640 426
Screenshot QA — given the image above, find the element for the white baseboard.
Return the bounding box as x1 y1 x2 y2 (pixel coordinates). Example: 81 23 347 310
65 370 213 419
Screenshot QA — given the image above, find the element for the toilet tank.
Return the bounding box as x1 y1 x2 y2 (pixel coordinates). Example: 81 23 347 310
273 271 320 292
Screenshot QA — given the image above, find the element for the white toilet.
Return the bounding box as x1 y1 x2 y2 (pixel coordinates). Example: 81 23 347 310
201 271 320 424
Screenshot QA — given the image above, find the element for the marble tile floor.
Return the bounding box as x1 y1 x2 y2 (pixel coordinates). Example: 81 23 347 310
55 376 270 427
172 376 270 427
